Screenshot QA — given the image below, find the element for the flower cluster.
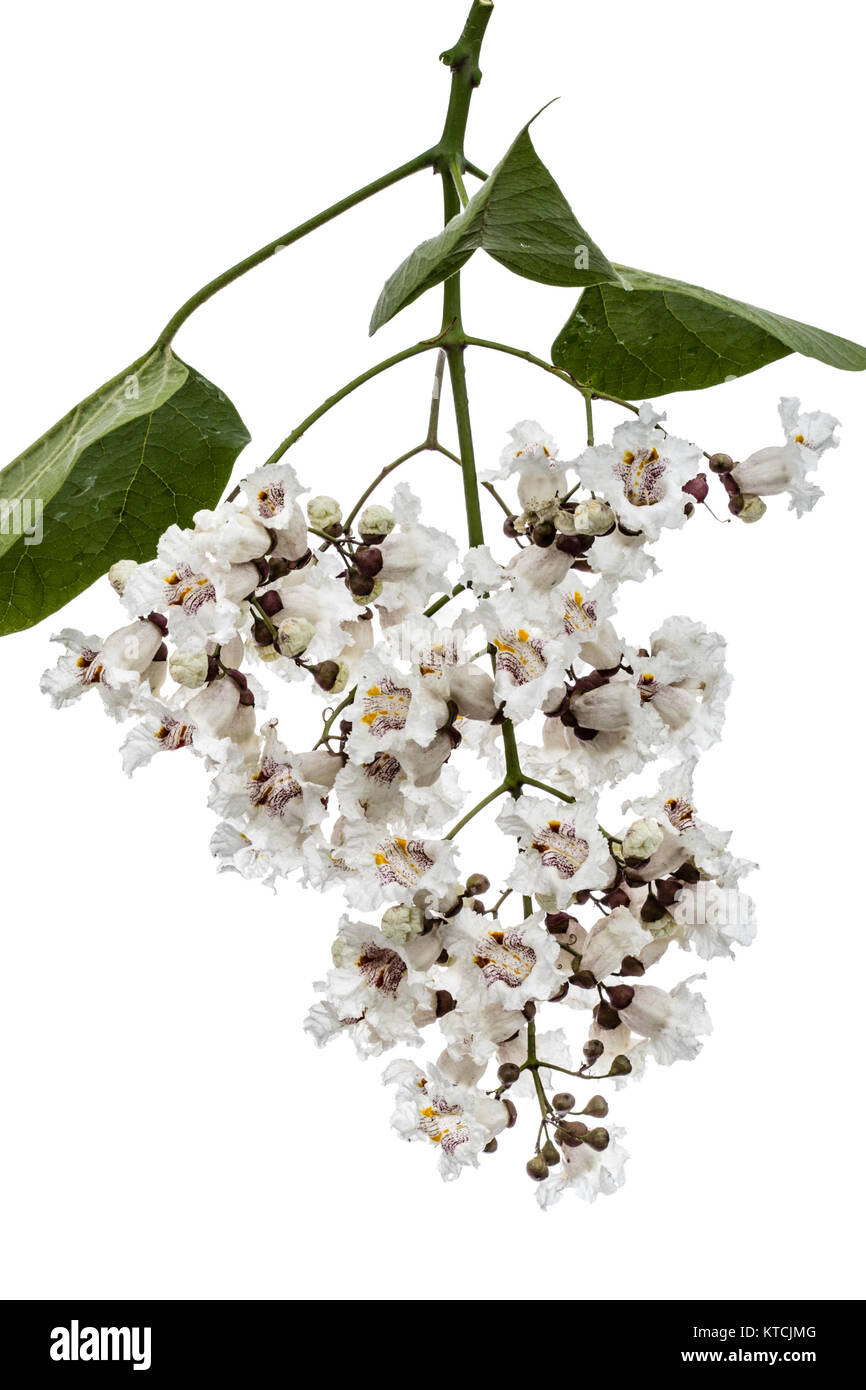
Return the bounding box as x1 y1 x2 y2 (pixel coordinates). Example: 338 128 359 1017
41 391 838 1206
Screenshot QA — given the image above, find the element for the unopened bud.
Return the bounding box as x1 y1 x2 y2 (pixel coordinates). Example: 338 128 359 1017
583 1039 605 1064
682 473 709 503
277 616 316 658
307 495 342 530
531 519 557 548
555 1120 587 1148
609 1054 632 1077
708 452 734 473
585 1126 610 1151
503 1099 518 1128
311 660 340 691
351 577 383 605
582 1094 608 1119
595 1002 621 1030
435 990 456 1018
108 559 137 595
465 873 490 896
545 912 573 934
622 817 664 863
619 955 646 977
541 1139 561 1166
570 970 597 990
526 1154 549 1181
381 904 424 944
552 1091 575 1112
497 1062 521 1086
169 649 209 689
358 505 395 543
606 984 635 1011
483 1137 498 1154
571 498 616 535
354 545 383 578
730 493 767 524
258 589 283 617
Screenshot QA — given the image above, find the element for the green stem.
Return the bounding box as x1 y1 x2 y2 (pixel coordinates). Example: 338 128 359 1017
444 781 509 840
264 341 437 466
343 444 426 533
520 775 576 804
154 150 435 348
464 336 639 414
424 583 465 618
315 688 357 748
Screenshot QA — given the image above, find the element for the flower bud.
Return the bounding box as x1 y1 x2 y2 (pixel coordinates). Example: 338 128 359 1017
570 970 596 990
258 589 283 617
311 660 340 691
277 616 316 658
609 1054 632 1077
682 473 709 503
585 1126 610 1151
497 1062 521 1086
526 1154 549 1181
619 955 646 977
169 649 209 689
622 817 664 863
708 452 734 473
483 1138 498 1154
307 495 342 530
606 984 635 1011
352 577 383 605
595 1002 621 1030
571 498 615 535
465 873 490 896
358 505 395 543
583 1039 605 1063
503 1099 518 1128
435 990 456 1018
541 1139 561 1166
354 545 383 579
531 519 557 548
381 903 424 944
108 559 138 595
582 1094 609 1119
552 1091 575 1112
555 1120 587 1148
729 493 767 523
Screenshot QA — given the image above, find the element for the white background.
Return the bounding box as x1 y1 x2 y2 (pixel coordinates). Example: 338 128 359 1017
1 0 863 1300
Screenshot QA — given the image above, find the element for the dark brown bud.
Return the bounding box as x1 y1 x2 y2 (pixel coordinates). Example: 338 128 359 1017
251 557 270 585
555 1120 588 1148
532 519 557 548
541 1139 561 1166
252 619 274 646
147 612 168 635
606 984 635 1011
526 1154 549 1181
549 982 570 1002
609 1054 632 1077
555 532 594 558
347 570 376 597
619 955 646 977
354 545 383 578
552 1091 575 1112
503 1099 518 1128
465 873 490 896
570 970 597 990
708 452 734 474
602 887 630 909
266 556 291 581
656 877 682 907
152 642 168 663
545 911 572 935
583 1039 605 1063
435 990 456 1018
585 1126 610 1151
483 1138 498 1154
258 589 283 617
682 473 709 503
312 660 340 691
497 1062 521 1086
582 1094 609 1119
523 1000 537 1021
675 860 701 884
503 515 520 539
640 893 668 923
595 1002 621 1030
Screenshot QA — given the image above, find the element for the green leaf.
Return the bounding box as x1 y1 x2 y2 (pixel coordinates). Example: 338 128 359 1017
0 346 250 635
552 265 866 398
370 112 622 334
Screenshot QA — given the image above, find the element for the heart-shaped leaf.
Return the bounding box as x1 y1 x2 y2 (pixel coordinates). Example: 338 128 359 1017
552 265 866 398
370 112 622 334
0 346 250 635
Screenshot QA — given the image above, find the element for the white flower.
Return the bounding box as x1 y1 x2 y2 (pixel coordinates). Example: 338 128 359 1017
579 906 654 982
240 460 306 530
123 526 257 653
619 977 712 1066
169 649 209 689
496 795 613 910
535 1126 629 1209
575 404 702 541
732 397 840 515
189 502 272 565
336 822 459 911
358 504 396 540
446 908 564 1010
41 622 165 720
621 817 665 862
375 484 458 621
383 1058 508 1179
484 420 567 508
